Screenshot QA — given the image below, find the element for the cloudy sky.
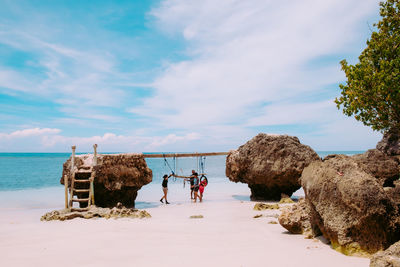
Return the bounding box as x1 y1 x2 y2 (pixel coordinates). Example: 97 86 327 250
0 0 383 152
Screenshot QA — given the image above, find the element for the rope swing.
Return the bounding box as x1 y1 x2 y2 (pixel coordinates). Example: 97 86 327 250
162 154 208 188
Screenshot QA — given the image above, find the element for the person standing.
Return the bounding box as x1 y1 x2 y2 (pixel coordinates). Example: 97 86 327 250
160 174 172 204
192 172 200 202
189 169 196 199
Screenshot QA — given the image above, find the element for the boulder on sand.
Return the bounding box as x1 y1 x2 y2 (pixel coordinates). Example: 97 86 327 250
61 153 152 208
370 241 400 267
226 133 320 200
301 153 400 256
278 198 312 237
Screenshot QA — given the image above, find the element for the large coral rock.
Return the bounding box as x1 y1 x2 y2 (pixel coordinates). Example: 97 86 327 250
370 241 400 267
278 198 312 236
226 133 320 200
301 154 400 256
61 153 152 208
377 127 400 156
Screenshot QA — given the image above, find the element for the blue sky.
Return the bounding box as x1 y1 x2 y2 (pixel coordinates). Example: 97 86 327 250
0 0 383 152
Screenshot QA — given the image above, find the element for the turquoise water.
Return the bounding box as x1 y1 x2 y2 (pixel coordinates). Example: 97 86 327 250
0 151 364 191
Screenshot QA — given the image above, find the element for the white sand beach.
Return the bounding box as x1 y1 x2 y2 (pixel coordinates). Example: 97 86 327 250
0 183 369 267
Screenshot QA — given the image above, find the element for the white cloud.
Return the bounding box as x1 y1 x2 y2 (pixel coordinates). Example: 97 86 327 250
0 127 61 138
0 127 202 152
0 69 35 92
127 0 380 150
246 100 335 126
0 1 383 152
301 117 382 151
0 25 127 117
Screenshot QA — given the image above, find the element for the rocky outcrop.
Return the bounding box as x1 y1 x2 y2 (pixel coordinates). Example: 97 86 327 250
352 149 400 187
226 133 320 200
301 154 400 256
41 205 151 221
278 198 312 236
377 127 400 156
61 153 152 208
370 241 400 267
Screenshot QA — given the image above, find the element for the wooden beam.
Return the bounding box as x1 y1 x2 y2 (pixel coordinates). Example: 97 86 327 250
142 152 228 158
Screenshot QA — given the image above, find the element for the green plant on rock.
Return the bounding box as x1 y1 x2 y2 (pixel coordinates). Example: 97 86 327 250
335 0 400 132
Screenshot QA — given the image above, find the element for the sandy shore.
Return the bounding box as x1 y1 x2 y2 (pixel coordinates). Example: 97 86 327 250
0 183 369 267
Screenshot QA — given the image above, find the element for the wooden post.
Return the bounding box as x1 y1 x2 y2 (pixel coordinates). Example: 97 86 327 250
93 144 98 166
69 145 76 208
90 144 97 206
64 175 68 209
71 145 76 172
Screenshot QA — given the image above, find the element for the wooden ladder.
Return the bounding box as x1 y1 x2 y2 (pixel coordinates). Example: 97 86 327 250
65 144 97 211
69 167 94 211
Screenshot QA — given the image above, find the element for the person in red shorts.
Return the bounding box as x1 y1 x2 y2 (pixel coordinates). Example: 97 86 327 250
198 176 208 202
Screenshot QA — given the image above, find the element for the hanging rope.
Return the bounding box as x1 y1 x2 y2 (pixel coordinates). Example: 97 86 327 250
163 154 175 175
199 156 206 174
173 155 177 181
199 156 207 186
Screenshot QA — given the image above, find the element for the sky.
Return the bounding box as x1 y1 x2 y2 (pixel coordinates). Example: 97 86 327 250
0 0 384 153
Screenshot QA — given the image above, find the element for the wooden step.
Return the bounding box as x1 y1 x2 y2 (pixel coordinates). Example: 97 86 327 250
76 169 92 174
72 198 90 202
73 189 90 193
74 179 90 183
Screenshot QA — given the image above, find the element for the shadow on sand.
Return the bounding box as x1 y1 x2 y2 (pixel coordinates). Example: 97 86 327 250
135 201 160 209
232 194 250 201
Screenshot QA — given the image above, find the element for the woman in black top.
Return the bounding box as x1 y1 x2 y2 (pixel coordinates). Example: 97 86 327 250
192 172 200 202
189 169 197 199
160 174 172 204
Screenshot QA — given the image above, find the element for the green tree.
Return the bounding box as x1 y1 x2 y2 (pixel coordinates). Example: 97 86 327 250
335 0 400 132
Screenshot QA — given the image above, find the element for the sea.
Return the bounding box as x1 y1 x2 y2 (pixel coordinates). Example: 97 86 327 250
0 151 364 210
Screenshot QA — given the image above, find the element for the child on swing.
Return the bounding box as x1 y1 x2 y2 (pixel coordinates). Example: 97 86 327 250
199 176 208 202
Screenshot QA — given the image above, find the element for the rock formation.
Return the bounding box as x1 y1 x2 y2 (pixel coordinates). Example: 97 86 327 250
376 127 400 156
352 149 400 187
370 241 400 267
61 153 152 208
278 198 312 236
41 205 151 221
301 153 400 255
226 133 320 200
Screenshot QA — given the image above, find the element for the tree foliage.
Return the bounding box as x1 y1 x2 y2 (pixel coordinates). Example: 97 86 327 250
335 0 400 132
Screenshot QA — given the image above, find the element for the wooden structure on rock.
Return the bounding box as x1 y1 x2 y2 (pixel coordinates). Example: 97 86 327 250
63 146 228 211
64 144 97 211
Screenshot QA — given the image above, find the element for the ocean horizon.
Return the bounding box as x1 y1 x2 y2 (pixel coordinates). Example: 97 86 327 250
0 151 365 192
